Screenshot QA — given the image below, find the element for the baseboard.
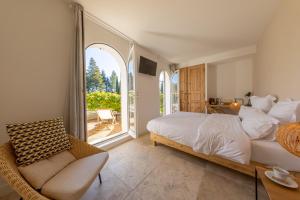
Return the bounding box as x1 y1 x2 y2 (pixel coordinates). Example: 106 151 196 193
95 133 132 150
137 131 149 137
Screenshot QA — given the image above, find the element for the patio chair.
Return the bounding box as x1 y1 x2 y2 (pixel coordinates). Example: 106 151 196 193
0 135 108 200
96 109 116 125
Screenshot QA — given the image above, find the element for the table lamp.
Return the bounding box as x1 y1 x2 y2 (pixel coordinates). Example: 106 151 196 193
230 101 241 111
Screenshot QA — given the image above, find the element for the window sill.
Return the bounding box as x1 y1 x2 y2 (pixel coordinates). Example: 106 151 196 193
93 132 133 150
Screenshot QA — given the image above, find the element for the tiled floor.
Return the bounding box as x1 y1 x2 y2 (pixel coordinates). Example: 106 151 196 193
82 134 268 200
1 134 268 200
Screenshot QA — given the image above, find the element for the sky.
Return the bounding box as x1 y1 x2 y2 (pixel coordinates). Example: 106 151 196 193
85 47 120 77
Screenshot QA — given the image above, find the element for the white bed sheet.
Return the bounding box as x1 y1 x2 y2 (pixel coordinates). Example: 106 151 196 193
146 112 207 147
147 112 300 169
251 140 300 171
147 112 251 164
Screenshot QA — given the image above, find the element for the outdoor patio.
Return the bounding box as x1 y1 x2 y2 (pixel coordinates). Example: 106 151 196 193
87 112 122 144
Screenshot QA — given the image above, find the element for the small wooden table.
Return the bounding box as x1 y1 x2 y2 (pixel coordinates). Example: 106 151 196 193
255 166 300 200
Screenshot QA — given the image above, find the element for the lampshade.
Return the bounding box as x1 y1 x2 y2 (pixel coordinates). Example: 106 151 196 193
276 123 300 157
230 102 241 110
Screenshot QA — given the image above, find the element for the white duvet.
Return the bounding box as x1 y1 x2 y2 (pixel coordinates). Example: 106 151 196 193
147 112 251 164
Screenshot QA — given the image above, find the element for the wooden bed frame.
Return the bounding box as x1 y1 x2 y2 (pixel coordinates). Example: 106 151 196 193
150 132 265 177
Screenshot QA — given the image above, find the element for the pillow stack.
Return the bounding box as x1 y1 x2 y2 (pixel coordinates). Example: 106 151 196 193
250 95 276 112
268 100 300 123
239 105 279 140
239 95 300 140
239 105 264 120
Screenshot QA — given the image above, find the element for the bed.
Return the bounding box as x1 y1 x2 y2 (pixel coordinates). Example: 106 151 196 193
147 112 300 177
251 140 300 171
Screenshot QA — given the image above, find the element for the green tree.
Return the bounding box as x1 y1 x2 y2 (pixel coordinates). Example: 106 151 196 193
86 58 104 93
101 70 112 92
110 70 118 93
116 80 120 94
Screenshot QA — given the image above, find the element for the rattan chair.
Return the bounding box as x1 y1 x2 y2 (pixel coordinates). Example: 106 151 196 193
0 135 105 200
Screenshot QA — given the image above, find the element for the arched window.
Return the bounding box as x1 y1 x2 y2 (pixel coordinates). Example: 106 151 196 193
85 44 128 144
128 47 136 136
159 71 170 116
170 71 179 113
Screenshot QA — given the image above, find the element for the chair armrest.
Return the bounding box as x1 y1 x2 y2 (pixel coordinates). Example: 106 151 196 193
68 135 105 159
0 144 49 200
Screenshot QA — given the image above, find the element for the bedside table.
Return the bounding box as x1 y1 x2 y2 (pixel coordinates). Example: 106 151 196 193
255 166 300 200
207 104 240 115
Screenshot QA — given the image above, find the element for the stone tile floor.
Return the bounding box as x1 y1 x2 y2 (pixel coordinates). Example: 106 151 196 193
1 134 268 200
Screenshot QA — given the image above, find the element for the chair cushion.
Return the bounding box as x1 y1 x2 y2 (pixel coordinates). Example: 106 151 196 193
18 151 75 189
41 152 109 200
6 117 71 166
97 109 113 120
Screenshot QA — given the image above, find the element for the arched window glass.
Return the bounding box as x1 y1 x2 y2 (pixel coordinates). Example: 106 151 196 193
128 50 136 134
170 71 179 113
85 44 128 144
159 72 166 116
159 71 171 116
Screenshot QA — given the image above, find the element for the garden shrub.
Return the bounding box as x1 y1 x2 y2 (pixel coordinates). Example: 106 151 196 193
86 91 121 112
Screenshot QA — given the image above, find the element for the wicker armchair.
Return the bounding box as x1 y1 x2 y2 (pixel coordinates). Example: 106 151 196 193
277 122 300 157
0 135 105 200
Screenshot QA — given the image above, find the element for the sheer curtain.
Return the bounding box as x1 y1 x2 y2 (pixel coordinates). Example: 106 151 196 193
68 3 87 141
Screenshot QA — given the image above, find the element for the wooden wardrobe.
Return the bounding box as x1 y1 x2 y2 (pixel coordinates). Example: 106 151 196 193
179 64 206 113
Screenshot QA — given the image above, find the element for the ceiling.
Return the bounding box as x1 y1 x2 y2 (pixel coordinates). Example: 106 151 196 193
76 0 281 63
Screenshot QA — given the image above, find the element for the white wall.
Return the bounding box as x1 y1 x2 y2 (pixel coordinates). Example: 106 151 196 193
0 0 73 196
85 17 131 131
180 45 256 67
254 0 300 100
180 47 255 105
135 45 171 135
207 57 253 102
85 16 130 61
0 0 73 143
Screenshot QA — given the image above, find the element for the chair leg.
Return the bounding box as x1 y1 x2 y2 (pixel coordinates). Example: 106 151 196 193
98 173 102 184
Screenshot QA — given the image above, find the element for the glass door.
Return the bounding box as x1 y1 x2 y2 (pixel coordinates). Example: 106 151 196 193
171 71 179 113
128 44 137 138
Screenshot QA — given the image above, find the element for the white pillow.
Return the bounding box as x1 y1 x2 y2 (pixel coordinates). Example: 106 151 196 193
261 125 279 141
241 112 279 140
250 95 276 112
268 101 300 123
238 105 264 120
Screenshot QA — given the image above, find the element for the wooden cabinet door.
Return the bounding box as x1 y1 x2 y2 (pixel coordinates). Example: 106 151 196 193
179 68 188 111
188 64 205 113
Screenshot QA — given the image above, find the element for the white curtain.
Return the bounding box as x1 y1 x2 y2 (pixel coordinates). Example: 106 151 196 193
69 3 87 141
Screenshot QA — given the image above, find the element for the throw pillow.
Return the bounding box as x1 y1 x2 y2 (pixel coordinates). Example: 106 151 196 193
7 117 71 166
